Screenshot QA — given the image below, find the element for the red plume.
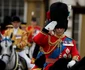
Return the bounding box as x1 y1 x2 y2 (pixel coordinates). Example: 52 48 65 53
46 11 50 20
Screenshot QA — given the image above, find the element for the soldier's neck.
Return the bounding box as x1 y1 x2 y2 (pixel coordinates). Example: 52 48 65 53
55 34 65 38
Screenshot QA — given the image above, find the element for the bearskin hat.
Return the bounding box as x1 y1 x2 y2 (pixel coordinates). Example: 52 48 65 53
11 16 20 22
50 2 69 31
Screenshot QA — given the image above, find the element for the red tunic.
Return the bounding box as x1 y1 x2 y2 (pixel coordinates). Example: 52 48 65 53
0 30 5 35
26 25 41 43
33 32 80 70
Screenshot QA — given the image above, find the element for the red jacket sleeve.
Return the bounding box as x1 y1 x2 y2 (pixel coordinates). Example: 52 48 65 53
71 40 81 61
33 32 48 47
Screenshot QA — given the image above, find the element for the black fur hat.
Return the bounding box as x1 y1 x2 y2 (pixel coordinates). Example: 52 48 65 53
50 2 69 31
11 16 20 22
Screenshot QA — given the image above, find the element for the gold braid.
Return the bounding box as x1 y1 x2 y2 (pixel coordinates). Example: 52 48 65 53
40 35 65 54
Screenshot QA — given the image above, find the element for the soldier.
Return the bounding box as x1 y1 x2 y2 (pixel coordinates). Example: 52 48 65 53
32 2 80 70
4 16 35 70
26 17 41 59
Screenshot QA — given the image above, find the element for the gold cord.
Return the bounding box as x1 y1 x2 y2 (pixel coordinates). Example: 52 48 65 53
40 35 65 54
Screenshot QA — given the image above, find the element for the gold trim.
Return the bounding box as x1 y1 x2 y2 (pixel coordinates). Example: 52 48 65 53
40 35 65 54
55 34 65 38
33 68 42 70
48 34 65 46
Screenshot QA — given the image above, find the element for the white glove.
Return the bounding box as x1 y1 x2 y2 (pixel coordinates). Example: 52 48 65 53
45 21 57 30
67 60 76 68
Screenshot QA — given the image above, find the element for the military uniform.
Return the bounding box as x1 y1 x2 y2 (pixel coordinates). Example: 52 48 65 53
31 2 82 70
33 32 80 70
26 22 41 58
4 16 35 69
4 28 27 50
26 25 41 43
31 2 81 70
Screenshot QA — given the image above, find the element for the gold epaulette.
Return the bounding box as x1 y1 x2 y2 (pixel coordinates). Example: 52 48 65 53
40 34 65 54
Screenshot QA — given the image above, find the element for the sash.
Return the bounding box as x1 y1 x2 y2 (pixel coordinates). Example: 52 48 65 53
49 42 66 58
37 44 66 59
49 37 68 58
49 37 73 58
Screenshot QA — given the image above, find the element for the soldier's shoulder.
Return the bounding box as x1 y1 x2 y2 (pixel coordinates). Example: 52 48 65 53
19 28 26 33
5 28 13 32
